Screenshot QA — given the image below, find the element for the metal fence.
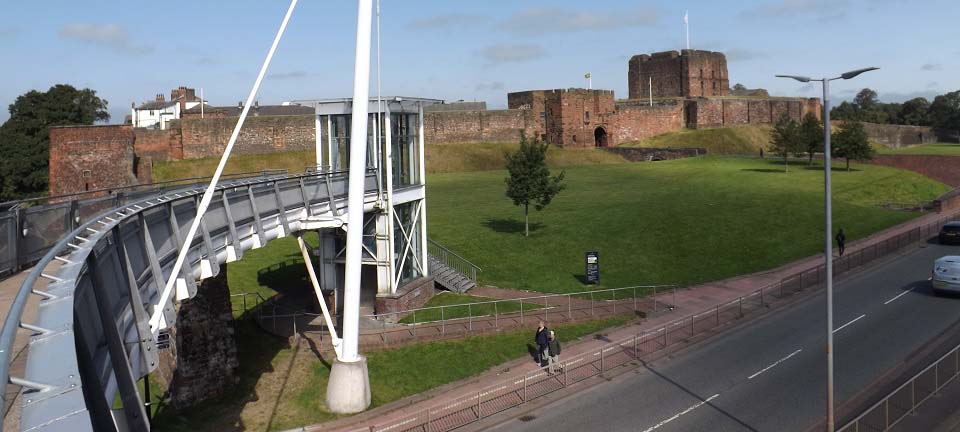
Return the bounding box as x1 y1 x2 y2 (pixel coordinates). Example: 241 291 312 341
352 210 960 432
837 342 960 432
252 285 678 348
0 169 289 278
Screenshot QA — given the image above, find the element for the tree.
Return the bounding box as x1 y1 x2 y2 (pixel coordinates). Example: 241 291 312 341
504 133 566 237
832 121 874 171
897 97 931 126
769 114 802 172
929 90 960 130
0 85 109 200
853 88 880 112
799 113 824 165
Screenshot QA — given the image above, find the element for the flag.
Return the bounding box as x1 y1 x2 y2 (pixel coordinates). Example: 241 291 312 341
584 73 591 79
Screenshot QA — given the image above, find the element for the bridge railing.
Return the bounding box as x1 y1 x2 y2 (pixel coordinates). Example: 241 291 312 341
0 168 379 432
837 342 960 432
0 169 290 279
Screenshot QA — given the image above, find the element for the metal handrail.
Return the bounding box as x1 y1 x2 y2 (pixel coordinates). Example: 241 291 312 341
0 169 288 208
0 168 368 432
427 239 482 271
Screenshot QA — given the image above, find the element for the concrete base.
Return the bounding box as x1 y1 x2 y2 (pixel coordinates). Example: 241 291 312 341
325 356 371 414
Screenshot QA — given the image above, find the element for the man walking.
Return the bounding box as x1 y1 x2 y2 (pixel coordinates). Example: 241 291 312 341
836 228 846 257
547 331 561 375
535 321 549 366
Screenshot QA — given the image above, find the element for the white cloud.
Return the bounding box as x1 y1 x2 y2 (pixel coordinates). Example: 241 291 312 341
480 44 546 64
59 24 153 55
739 0 849 21
921 63 942 71
408 13 488 30
499 7 658 34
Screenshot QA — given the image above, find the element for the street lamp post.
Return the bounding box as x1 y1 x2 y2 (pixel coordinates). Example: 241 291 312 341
776 66 878 432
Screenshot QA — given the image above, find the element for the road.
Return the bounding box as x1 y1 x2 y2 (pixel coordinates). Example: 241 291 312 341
489 241 960 432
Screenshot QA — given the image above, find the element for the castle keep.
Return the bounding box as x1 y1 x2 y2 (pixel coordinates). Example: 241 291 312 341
48 50 822 196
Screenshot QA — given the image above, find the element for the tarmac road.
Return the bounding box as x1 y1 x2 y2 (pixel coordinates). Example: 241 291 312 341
489 240 960 432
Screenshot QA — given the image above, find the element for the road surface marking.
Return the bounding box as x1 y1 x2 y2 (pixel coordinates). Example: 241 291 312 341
747 348 803 380
640 393 720 432
884 288 914 305
833 314 866 333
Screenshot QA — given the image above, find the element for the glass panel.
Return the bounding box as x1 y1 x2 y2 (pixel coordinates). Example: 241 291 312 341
393 202 423 286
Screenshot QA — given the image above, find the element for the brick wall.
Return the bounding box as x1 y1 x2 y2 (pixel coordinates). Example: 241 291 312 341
508 90 546 135
687 98 819 129
134 128 182 162
629 51 684 99
48 125 138 196
604 101 685 145
867 155 960 187
424 109 534 144
852 122 959 148
681 50 730 98
178 115 315 159
156 264 239 409
934 189 960 213
375 276 437 322
542 89 616 147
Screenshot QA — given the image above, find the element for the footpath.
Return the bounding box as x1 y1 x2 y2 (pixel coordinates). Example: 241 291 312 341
310 207 960 432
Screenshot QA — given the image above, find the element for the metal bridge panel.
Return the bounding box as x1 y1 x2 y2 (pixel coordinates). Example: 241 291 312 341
0 214 16 275
77 197 116 226
9 171 381 432
19 204 70 265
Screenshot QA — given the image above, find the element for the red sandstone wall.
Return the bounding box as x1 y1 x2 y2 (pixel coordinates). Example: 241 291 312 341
424 109 534 144
134 128 182 162
681 50 729 98
49 125 137 196
178 115 315 159
867 155 960 187
604 103 684 145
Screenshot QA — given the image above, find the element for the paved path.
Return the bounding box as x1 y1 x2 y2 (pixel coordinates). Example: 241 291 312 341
313 209 960 432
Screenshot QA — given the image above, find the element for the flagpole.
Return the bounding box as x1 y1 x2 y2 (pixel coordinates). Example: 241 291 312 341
684 11 690 50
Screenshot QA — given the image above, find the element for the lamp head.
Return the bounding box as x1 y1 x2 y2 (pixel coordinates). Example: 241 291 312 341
840 67 879 80
776 74 812 83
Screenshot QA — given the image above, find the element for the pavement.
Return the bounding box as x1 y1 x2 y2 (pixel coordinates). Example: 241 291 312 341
311 209 960 432
487 240 960 432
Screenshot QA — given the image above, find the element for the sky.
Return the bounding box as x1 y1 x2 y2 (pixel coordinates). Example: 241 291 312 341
1 0 958 124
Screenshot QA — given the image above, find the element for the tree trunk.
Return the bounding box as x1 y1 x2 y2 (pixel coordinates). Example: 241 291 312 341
524 204 529 237
846 158 851 171
809 153 814 166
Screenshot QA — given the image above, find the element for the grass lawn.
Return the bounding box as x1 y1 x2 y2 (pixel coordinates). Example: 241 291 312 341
876 142 960 156
426 157 950 293
226 235 314 318
151 316 628 431
397 292 540 323
271 316 629 430
620 124 772 155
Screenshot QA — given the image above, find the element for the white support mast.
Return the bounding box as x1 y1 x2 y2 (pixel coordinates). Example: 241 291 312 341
325 0 373 414
148 0 298 335
684 11 690 50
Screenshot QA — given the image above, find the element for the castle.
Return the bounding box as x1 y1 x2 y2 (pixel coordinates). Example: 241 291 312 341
48 50 821 196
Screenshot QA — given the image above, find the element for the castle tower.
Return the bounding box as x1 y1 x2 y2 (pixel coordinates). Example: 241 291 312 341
628 50 729 99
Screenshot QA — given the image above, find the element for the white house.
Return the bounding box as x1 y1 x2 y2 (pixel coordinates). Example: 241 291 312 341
131 86 205 130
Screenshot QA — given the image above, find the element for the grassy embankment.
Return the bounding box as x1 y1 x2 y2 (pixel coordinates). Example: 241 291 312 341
152 143 627 181
876 142 960 156
620 124 773 155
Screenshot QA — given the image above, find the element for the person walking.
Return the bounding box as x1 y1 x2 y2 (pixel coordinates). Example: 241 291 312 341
535 321 549 366
836 228 846 257
547 331 561 375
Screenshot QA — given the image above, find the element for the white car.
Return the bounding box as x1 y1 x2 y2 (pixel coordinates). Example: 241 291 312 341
933 256 960 295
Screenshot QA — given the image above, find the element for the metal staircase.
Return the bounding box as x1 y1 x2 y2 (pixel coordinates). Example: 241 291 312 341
427 239 481 293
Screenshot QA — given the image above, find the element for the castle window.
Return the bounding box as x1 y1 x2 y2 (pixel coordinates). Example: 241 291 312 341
572 135 577 144
540 111 545 121
585 111 590 122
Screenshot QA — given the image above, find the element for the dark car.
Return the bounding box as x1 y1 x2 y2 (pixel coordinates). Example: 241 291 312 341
941 222 960 245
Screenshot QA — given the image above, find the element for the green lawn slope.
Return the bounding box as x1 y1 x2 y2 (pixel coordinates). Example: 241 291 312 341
620 124 772 155
426 157 949 293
